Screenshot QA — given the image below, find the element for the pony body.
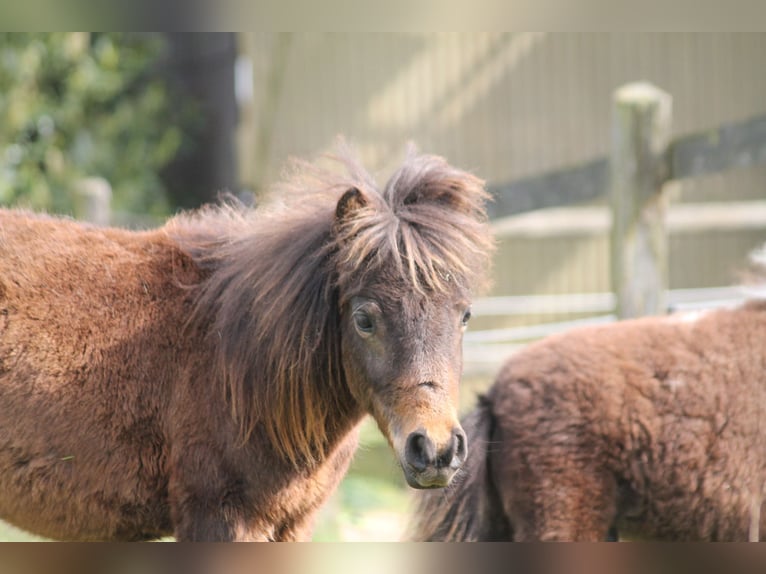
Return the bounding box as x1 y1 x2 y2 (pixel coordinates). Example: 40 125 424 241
0 148 492 541
413 301 766 541
0 211 355 540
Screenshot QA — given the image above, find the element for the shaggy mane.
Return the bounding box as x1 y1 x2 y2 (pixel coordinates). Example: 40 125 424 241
166 144 494 467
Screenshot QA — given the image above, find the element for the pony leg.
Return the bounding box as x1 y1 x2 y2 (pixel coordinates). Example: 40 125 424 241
168 462 259 541
511 484 617 541
171 502 315 542
749 497 760 542
170 492 246 541
169 480 308 541
498 454 618 542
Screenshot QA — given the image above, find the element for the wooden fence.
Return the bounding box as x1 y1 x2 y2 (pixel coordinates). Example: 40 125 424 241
487 81 766 319
463 82 766 377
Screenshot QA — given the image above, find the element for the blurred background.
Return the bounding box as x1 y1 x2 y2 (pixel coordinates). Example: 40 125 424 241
1 32 766 541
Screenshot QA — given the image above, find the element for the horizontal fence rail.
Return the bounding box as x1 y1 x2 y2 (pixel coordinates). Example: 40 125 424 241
670 113 766 182
488 111 766 220
463 286 758 376
470 285 751 321
490 201 766 238
486 158 608 219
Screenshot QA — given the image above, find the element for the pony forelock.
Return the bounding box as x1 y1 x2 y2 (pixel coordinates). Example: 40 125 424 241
332 147 494 299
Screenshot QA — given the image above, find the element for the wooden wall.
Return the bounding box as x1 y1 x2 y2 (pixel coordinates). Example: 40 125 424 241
236 33 766 308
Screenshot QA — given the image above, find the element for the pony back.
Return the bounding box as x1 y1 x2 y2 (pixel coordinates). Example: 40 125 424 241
410 395 511 541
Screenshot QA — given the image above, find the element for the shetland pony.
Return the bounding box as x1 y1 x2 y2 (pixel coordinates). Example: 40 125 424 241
413 292 766 541
0 147 493 541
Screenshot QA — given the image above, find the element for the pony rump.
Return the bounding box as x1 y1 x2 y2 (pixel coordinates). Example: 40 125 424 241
168 144 494 468
410 396 511 541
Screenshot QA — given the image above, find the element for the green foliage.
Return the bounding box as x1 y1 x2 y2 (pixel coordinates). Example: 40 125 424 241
312 474 409 541
312 419 411 541
0 33 197 217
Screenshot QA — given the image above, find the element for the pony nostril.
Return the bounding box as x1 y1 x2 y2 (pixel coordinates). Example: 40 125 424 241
406 429 467 472
437 429 467 468
454 429 467 463
405 431 436 472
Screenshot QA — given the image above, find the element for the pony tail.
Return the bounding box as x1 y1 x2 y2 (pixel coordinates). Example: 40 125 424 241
409 395 511 541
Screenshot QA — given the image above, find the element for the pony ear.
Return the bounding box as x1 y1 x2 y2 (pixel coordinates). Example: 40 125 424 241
403 176 483 215
335 186 367 224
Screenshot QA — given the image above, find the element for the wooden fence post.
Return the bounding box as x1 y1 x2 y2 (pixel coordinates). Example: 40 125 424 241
74 177 112 226
610 82 672 319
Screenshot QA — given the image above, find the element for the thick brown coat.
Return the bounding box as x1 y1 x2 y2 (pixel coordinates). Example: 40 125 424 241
0 212 357 540
413 302 766 541
0 148 493 541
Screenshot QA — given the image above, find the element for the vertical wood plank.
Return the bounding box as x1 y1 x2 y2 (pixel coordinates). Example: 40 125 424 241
74 177 112 226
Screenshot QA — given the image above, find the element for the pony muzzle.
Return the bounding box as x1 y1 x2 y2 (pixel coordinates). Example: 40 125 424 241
401 427 467 489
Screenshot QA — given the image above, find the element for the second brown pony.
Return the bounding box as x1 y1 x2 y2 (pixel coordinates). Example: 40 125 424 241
413 297 766 541
0 146 493 541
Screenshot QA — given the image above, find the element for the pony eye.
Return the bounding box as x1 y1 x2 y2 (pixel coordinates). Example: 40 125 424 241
461 308 472 327
353 311 375 336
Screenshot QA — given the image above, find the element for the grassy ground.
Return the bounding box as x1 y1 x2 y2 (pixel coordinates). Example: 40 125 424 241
0 521 47 541
312 419 412 541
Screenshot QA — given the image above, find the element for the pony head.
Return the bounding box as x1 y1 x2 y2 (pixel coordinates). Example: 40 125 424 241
331 149 493 488
175 144 493 490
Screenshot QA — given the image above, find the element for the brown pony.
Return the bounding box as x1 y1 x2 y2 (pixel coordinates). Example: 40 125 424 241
0 146 493 541
413 288 766 541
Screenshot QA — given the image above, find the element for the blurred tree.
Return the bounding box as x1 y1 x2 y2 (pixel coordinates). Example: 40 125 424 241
0 33 198 218
158 33 239 209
